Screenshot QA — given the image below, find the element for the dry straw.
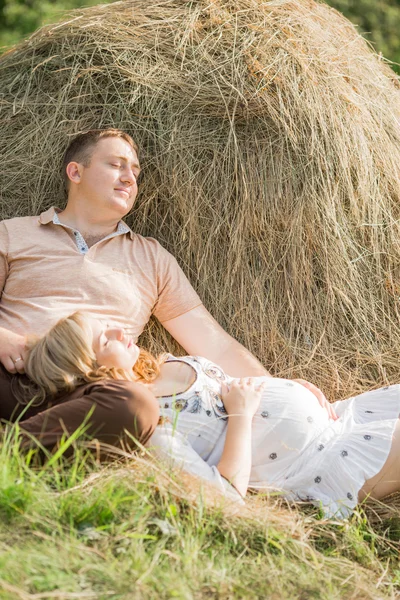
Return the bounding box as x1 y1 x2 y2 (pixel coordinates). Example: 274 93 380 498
0 0 400 399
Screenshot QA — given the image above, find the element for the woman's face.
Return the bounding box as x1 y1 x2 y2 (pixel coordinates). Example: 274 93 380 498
89 318 140 371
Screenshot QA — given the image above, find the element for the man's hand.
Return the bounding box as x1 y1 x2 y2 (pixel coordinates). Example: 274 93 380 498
293 379 338 420
0 327 28 374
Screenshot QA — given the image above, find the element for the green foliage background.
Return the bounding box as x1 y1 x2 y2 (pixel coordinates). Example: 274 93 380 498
0 0 115 49
329 0 400 69
0 0 399 72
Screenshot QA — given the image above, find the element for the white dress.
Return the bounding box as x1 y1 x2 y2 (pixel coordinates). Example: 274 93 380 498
148 355 400 518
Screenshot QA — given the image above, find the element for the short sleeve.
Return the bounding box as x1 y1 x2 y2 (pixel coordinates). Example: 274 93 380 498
148 424 244 503
0 221 10 297
152 243 202 322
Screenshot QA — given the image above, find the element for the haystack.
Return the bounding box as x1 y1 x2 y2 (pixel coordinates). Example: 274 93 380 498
1 0 400 398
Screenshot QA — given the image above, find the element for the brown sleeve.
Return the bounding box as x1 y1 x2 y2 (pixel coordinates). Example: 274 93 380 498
152 243 202 322
18 379 160 455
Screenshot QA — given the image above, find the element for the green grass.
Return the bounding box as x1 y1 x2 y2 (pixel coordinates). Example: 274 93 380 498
0 431 399 599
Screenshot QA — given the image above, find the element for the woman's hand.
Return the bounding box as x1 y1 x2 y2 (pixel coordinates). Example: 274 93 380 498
221 378 267 419
293 379 338 420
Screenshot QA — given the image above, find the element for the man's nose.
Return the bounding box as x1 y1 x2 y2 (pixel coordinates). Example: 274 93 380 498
120 167 135 185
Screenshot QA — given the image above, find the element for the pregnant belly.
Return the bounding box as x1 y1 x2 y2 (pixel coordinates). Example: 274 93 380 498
248 377 331 479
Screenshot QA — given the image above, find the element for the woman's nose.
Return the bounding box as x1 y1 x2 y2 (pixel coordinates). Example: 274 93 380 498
106 327 125 341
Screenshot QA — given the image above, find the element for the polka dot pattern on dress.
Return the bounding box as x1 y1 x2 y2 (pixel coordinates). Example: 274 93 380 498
152 355 400 520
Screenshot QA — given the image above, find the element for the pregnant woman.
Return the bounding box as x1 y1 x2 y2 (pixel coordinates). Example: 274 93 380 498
14 312 400 519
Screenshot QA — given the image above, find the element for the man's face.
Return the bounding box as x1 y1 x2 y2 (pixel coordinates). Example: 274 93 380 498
74 137 141 218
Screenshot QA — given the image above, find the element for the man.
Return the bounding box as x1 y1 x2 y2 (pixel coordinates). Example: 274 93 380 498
0 128 332 453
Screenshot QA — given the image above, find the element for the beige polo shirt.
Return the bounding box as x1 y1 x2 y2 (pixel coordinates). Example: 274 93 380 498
0 207 202 338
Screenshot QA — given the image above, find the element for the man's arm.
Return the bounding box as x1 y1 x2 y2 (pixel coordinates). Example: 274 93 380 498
153 243 267 377
154 246 335 413
161 305 337 417
0 222 27 374
161 304 270 377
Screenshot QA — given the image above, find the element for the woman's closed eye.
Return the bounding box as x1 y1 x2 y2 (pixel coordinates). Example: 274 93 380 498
101 326 110 348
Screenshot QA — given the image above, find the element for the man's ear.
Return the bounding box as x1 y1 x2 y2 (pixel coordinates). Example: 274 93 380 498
65 161 83 185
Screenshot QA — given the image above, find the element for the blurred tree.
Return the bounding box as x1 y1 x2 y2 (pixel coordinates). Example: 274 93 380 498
328 0 400 69
0 0 114 49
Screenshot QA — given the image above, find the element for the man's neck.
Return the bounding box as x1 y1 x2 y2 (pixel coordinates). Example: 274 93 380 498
57 205 120 241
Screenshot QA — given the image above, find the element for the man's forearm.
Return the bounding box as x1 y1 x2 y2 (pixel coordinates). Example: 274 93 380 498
212 336 271 378
161 304 271 377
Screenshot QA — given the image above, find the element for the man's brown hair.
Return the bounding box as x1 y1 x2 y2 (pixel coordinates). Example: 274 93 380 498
62 128 139 189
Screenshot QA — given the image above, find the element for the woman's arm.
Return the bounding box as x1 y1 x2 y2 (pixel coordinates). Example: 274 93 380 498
148 425 244 502
147 379 265 500
216 414 253 497
217 379 265 496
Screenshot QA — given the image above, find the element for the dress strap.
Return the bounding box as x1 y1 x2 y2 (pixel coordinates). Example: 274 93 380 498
164 354 202 374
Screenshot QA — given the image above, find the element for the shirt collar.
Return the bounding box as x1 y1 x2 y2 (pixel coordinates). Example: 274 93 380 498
38 206 134 239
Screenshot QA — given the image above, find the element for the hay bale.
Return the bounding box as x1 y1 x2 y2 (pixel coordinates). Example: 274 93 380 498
1 0 400 397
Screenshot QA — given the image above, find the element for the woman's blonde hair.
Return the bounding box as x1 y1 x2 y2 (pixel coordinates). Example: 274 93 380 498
14 312 164 406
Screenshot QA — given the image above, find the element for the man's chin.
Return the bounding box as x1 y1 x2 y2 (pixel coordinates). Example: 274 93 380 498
110 198 135 217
